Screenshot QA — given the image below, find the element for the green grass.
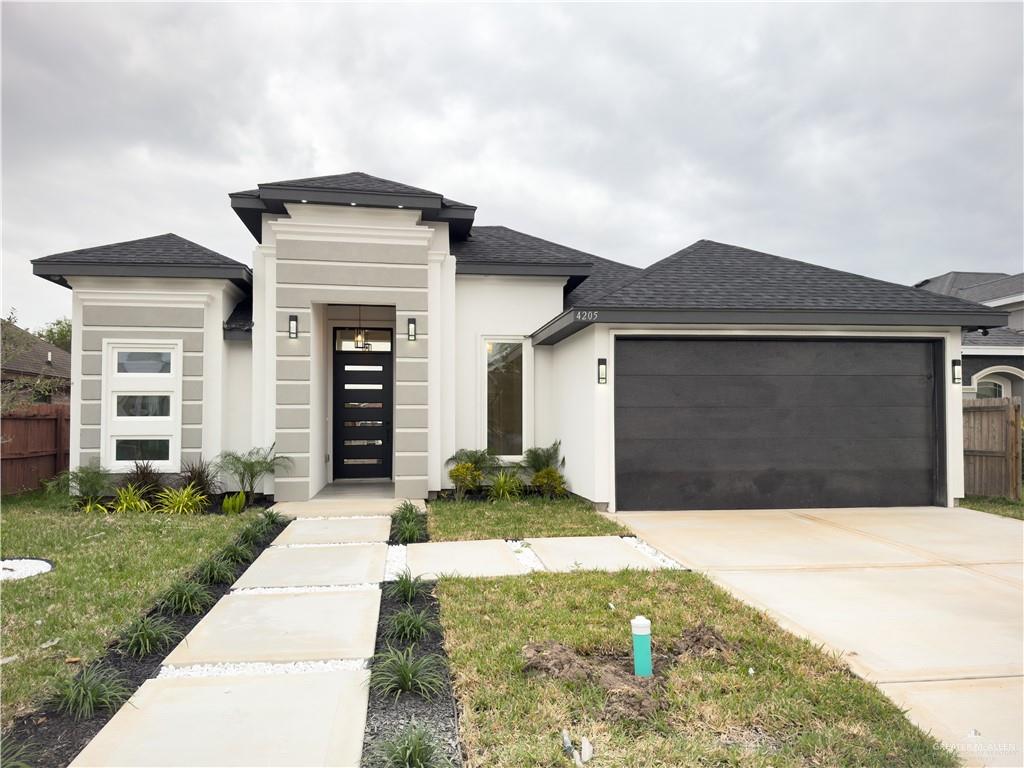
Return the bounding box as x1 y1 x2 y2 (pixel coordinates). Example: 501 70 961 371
436 570 957 768
0 490 255 725
961 495 1024 520
427 497 627 542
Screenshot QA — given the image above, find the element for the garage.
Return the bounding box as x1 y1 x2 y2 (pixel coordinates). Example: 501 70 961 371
614 337 945 511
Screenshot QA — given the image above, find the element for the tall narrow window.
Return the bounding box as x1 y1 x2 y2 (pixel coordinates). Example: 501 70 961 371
486 341 523 456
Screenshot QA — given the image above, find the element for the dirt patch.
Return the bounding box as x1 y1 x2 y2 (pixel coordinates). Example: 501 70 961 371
718 725 783 754
522 642 664 721
674 622 735 661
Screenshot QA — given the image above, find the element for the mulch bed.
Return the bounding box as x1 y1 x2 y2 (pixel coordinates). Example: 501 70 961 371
361 586 463 767
2 516 287 768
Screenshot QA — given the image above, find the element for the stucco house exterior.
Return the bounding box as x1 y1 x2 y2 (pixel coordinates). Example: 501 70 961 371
33 172 1009 511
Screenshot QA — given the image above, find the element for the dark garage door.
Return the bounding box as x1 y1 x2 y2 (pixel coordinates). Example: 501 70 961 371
614 338 943 511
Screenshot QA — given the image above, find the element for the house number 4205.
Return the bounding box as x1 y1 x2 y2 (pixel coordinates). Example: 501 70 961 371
575 311 599 321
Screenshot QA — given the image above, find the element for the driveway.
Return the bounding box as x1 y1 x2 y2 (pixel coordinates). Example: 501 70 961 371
612 506 1024 768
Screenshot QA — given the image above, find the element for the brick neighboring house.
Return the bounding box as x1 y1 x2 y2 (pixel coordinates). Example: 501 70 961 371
1 320 72 407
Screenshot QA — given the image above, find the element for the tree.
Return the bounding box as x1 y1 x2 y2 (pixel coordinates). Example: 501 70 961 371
36 316 72 352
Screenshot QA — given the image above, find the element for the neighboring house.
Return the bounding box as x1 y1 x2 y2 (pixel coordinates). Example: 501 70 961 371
916 271 1024 400
0 320 72 408
32 172 1008 511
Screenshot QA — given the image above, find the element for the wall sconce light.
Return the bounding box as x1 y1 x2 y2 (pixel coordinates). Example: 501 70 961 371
951 359 962 385
407 317 417 341
597 357 608 384
288 314 298 339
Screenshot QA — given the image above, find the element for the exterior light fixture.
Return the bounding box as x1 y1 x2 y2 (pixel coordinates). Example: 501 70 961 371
353 306 370 350
407 317 417 341
597 357 608 384
288 314 298 339
350 202 357 206
951 359 962 385
397 204 404 209
300 199 308 203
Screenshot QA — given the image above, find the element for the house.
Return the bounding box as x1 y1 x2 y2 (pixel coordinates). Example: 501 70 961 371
32 172 1009 511
915 271 1024 400
0 319 72 408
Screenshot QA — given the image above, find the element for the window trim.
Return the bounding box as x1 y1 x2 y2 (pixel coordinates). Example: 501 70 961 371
102 339 183 472
477 335 532 461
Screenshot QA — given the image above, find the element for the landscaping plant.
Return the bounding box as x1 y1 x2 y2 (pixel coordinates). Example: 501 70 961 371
220 541 254 565
488 469 523 502
196 556 236 586
179 457 221 498
531 466 568 499
385 569 427 605
111 483 152 514
154 482 209 515
219 445 293 505
374 722 449 768
370 647 446 702
221 490 247 515
161 580 215 614
384 607 441 645
446 448 500 477
46 463 112 509
392 501 427 544
53 666 129 720
238 518 270 547
520 440 564 474
262 508 286 526
118 615 182 659
122 460 163 501
448 462 483 501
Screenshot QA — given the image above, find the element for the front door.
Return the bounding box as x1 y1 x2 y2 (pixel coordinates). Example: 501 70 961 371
332 328 394 479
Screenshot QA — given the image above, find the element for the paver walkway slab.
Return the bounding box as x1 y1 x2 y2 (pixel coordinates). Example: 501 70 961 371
274 498 423 518
164 589 381 665
233 543 387 589
273 517 390 545
406 539 530 579
70 670 369 767
525 535 660 571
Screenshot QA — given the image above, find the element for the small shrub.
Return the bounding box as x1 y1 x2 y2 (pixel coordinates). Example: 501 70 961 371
370 647 446 702
448 462 483 501
220 541 254 565
394 499 421 519
123 461 163 500
118 615 182 659
161 580 214 615
179 458 221 498
221 491 246 516
385 569 427 605
53 666 129 720
520 440 564 474
111 483 152 514
375 722 448 768
196 556 235 586
262 508 286 526
238 518 270 547
531 466 568 499
445 448 500 476
48 463 113 509
81 498 109 515
395 516 426 545
384 607 440 645
488 469 523 502
219 445 292 505
155 482 209 515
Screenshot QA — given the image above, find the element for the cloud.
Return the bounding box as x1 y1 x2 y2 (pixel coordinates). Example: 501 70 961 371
2 2 1021 329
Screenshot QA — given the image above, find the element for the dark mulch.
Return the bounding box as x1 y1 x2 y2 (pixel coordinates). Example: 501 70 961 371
2 517 287 768
361 586 463 767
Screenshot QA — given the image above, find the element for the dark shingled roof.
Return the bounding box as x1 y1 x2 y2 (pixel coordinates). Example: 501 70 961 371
256 171 443 198
33 233 245 268
915 271 1010 296
1 321 71 380
957 274 1024 303
963 326 1024 348
582 239 1001 315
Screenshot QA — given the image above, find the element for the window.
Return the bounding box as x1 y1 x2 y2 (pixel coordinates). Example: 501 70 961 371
334 328 392 352
117 351 171 373
977 380 1004 399
115 439 170 461
486 341 523 456
116 395 171 417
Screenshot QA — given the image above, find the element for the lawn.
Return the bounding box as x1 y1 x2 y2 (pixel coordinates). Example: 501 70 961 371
427 496 628 541
960 495 1024 520
436 570 957 768
0 491 255 725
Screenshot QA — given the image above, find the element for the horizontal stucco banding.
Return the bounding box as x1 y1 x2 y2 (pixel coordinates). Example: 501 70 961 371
395 406 428 429
82 330 203 352
276 239 428 265
277 359 311 381
182 428 202 450
276 262 428 290
275 431 310 453
277 383 310 405
277 336 311 357
277 287 427 311
81 403 100 425
276 408 310 429
83 305 204 329
396 383 428 406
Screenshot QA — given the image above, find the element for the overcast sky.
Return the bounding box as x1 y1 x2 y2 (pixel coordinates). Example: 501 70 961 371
2 2 1021 330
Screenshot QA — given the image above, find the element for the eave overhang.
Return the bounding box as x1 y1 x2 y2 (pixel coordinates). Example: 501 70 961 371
32 261 253 291
532 307 1012 346
456 260 592 292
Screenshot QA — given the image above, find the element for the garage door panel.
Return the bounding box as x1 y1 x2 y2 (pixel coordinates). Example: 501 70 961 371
615 405 935 441
616 338 935 377
616 374 934 409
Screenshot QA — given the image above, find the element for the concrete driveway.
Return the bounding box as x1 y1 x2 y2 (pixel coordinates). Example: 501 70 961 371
612 506 1024 767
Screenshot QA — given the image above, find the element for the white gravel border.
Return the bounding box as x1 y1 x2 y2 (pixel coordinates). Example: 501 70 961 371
158 658 368 678
280 514 390 521
272 541 386 549
623 536 683 569
1 558 53 581
383 545 408 581
232 583 380 594
506 540 546 571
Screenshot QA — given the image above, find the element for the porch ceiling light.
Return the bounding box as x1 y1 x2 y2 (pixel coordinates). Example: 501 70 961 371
952 359 962 385
597 357 608 384
288 315 298 339
407 317 417 341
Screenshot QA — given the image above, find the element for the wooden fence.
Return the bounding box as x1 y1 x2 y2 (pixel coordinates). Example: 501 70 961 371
1 403 71 494
962 396 1022 500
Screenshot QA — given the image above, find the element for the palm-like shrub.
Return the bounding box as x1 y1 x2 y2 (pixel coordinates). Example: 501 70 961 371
374 723 448 768
221 491 246 515
219 445 293 505
154 482 209 515
370 647 446 702
488 469 523 502
53 666 129 720
531 467 568 499
520 440 564 474
445 449 500 476
448 462 483 501
118 615 182 658
179 458 221 498
47 463 113 509
111 483 152 514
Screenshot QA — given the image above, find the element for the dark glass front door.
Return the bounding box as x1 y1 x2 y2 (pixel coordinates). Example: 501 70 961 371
332 328 393 479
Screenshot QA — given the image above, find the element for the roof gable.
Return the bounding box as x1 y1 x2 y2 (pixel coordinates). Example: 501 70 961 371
915 271 1012 296
956 273 1024 303
255 171 442 198
1 321 71 379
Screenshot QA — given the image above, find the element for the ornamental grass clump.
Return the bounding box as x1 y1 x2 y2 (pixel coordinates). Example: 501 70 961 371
53 666 129 720
196 556 236 586
117 615 182 659
374 722 449 768
384 607 440 645
111 483 152 514
488 469 523 502
161 580 214 615
220 541 254 565
385 569 427 605
154 482 208 515
392 501 427 544
370 647 446 702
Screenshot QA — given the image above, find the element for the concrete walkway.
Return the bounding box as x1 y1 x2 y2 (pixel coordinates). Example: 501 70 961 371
612 506 1024 768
